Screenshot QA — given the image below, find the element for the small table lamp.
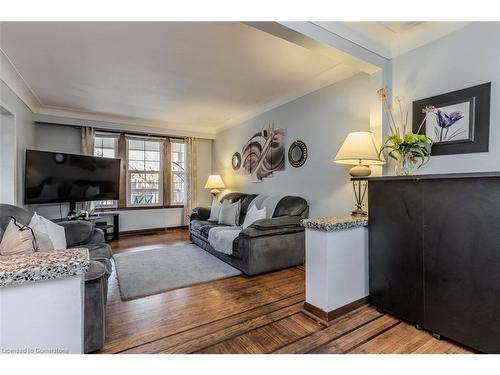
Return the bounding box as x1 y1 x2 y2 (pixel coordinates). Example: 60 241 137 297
204 174 226 197
334 131 385 215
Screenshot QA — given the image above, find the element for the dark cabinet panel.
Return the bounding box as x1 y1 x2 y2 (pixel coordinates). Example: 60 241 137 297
368 180 424 325
368 174 500 353
422 178 500 353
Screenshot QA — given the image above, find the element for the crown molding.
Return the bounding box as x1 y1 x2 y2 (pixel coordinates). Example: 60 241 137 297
0 48 40 111
314 22 471 59
34 107 216 139
390 22 471 58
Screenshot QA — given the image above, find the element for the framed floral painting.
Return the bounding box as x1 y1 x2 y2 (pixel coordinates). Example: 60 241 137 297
412 82 491 155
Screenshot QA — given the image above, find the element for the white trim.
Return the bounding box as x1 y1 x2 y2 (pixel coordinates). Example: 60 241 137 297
0 100 18 205
125 134 166 141
0 49 40 111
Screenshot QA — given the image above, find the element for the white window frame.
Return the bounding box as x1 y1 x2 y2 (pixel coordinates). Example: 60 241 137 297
93 132 119 209
170 139 186 205
126 135 164 208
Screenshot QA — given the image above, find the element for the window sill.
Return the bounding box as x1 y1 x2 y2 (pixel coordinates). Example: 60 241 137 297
95 204 184 212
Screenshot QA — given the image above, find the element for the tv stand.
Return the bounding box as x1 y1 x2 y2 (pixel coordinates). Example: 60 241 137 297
68 201 77 217
54 212 120 243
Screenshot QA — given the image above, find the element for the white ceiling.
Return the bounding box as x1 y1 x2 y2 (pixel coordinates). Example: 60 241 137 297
0 21 470 137
316 22 470 59
0 22 359 135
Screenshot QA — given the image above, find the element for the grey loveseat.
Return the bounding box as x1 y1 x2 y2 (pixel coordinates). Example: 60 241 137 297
189 193 308 276
0 204 113 353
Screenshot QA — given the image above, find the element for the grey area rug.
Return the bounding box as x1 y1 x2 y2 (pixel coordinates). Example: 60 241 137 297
113 244 242 300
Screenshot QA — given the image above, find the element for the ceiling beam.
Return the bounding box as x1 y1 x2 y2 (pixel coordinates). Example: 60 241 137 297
245 22 388 74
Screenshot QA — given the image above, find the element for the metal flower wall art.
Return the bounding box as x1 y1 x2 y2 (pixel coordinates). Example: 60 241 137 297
242 123 286 181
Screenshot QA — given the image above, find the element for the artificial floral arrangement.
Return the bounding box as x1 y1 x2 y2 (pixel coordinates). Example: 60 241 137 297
377 88 435 175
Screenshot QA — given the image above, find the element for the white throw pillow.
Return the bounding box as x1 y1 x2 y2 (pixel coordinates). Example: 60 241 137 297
242 205 267 229
208 198 223 222
29 212 67 250
218 199 241 226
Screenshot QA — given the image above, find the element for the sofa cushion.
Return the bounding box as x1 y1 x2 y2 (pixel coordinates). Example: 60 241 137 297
59 220 94 247
0 204 33 231
199 223 228 239
220 192 248 204
273 196 309 218
190 219 212 234
239 194 258 225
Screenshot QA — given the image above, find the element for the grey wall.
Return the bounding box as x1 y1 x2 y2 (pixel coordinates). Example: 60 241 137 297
213 73 371 217
35 123 81 153
0 80 35 205
392 22 500 174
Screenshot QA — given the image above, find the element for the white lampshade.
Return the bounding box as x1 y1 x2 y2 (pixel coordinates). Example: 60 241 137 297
334 131 385 166
204 175 226 189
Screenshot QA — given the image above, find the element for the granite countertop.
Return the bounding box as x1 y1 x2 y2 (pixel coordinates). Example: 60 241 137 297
0 248 90 287
301 215 368 231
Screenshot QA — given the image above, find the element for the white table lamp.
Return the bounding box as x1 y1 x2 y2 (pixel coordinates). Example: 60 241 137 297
334 131 385 216
334 131 385 177
204 175 226 197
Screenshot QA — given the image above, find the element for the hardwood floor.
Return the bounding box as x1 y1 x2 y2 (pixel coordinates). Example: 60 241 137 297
98 229 474 354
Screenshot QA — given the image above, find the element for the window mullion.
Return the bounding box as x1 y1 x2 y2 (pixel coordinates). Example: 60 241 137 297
163 138 171 206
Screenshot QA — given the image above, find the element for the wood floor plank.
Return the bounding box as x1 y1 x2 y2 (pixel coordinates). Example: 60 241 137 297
350 322 432 354
120 293 304 353
275 305 382 354
311 315 400 354
197 313 322 354
164 303 305 353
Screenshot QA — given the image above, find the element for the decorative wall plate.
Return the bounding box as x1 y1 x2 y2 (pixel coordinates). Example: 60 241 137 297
231 152 242 170
288 140 307 168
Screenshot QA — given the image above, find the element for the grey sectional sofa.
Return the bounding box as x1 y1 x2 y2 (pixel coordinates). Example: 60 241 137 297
0 204 112 353
189 193 308 276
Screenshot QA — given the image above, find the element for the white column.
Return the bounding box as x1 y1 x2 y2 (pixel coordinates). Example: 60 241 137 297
305 226 369 312
0 275 84 354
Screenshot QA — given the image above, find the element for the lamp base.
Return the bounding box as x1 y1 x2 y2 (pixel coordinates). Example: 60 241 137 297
349 165 372 177
351 179 368 217
352 207 368 216
210 189 220 197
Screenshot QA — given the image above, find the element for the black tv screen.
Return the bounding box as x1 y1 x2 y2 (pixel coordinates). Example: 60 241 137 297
25 149 120 204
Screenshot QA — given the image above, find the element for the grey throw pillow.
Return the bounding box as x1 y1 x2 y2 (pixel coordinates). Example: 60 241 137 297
208 198 223 222
218 200 241 226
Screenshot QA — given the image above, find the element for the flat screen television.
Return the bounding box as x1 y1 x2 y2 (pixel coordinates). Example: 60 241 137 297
24 149 120 205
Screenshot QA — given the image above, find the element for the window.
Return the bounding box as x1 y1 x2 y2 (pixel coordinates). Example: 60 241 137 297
94 134 117 158
170 139 186 205
127 137 163 206
93 134 118 208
